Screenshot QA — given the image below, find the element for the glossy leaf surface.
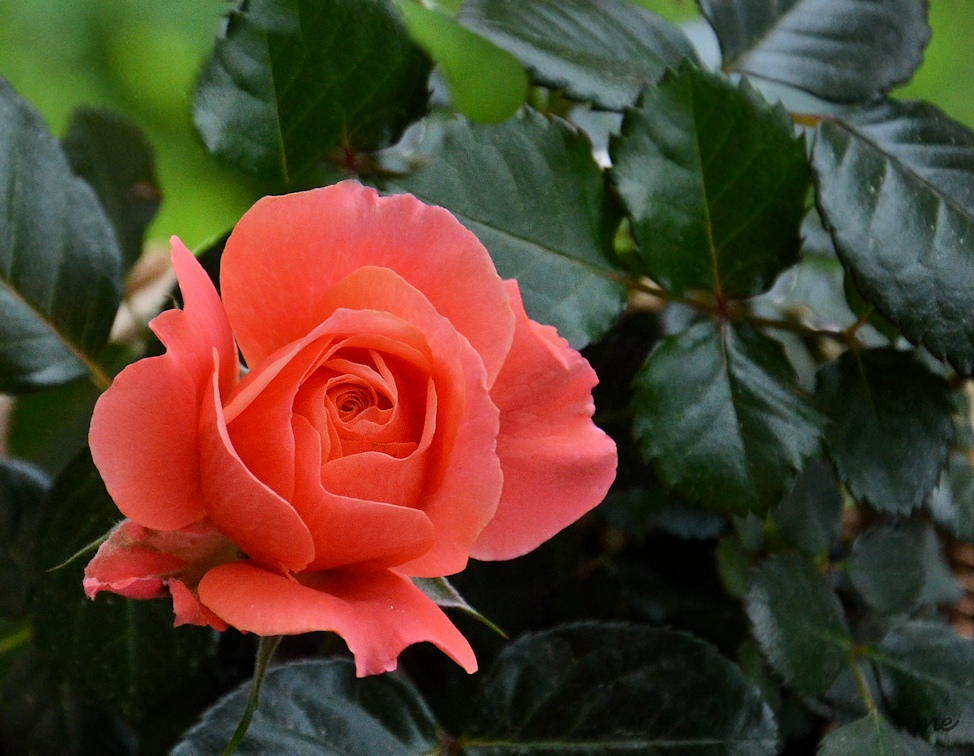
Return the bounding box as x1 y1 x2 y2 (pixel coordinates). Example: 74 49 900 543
699 0 929 102
634 321 824 514
611 64 809 298
463 623 777 754
813 101 974 375
816 348 954 514
194 0 432 181
458 0 697 110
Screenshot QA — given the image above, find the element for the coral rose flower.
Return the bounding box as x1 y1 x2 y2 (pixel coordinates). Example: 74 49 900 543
84 181 617 676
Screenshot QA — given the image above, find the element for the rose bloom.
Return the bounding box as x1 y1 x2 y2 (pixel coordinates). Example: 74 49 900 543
84 181 616 676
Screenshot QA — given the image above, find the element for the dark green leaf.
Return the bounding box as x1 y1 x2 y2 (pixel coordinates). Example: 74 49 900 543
8 375 101 476
387 110 624 348
819 712 938 756
813 100 974 375
699 0 929 102
917 523 962 608
394 0 527 123
816 349 954 514
745 552 851 696
0 459 50 619
716 536 752 599
0 76 122 392
596 486 670 541
0 648 134 756
61 107 161 269
457 0 698 110
929 455 974 543
172 659 439 755
772 460 842 555
870 621 974 745
30 450 213 718
463 622 777 754
847 524 925 615
611 63 809 298
633 320 825 514
194 0 432 181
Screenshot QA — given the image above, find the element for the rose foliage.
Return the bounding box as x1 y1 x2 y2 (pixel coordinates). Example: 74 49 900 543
3 0 974 754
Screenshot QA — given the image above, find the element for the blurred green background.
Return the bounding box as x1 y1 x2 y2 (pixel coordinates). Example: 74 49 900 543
0 0 970 250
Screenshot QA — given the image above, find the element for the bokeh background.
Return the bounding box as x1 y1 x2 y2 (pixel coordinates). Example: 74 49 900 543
0 0 970 250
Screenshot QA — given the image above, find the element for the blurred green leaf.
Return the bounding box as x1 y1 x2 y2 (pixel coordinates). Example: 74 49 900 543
462 623 777 754
716 536 751 599
634 321 825 515
8 376 101 476
0 76 122 392
61 107 161 270
171 659 440 755
194 0 432 181
611 64 809 298
30 450 213 719
0 459 50 619
745 552 850 696
772 460 842 556
699 0 929 102
847 524 925 615
816 349 954 514
457 0 698 110
813 100 974 375
869 621 974 744
387 110 624 349
929 454 974 542
819 712 937 756
394 0 526 123
917 523 963 608
0 648 134 756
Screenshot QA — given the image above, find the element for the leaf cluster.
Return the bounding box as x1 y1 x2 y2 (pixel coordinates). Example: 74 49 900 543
2 0 974 753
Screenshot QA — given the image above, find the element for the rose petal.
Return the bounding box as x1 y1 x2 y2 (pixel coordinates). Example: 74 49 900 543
83 520 233 602
224 337 330 499
220 181 515 386
89 239 235 531
291 414 436 571
198 352 315 574
471 282 617 560
89 356 206 530
160 238 237 397
170 579 229 631
289 269 503 577
197 562 477 676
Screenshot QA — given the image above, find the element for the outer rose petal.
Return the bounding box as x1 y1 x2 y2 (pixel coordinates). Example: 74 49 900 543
84 520 235 632
89 239 235 531
471 282 617 560
170 580 229 631
219 181 515 386
197 562 477 676
83 521 181 600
